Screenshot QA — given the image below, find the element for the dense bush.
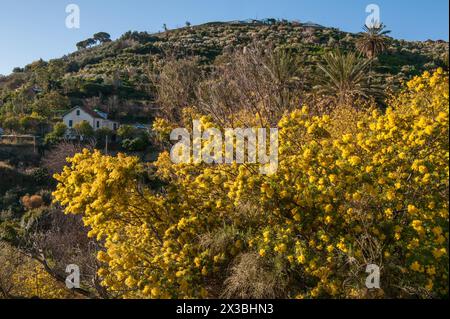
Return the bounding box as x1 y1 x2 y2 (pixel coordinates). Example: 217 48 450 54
53 70 448 299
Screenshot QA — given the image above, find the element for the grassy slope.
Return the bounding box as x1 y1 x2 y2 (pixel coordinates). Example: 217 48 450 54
0 20 448 123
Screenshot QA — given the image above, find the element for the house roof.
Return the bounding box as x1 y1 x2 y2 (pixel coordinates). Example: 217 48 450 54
94 109 108 120
62 106 106 119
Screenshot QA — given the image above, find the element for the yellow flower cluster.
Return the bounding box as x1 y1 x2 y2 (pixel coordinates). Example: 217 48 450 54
53 70 449 299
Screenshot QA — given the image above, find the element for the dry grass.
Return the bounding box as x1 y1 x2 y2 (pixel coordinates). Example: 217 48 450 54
0 161 13 169
221 252 288 299
199 225 240 257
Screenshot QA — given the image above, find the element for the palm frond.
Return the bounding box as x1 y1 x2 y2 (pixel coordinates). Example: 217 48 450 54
314 50 384 107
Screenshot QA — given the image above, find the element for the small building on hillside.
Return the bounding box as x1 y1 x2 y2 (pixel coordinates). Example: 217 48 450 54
301 21 325 29
62 106 119 133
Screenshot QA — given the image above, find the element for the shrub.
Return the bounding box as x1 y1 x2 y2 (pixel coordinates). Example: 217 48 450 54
44 122 67 146
53 70 449 299
121 137 149 152
21 195 44 210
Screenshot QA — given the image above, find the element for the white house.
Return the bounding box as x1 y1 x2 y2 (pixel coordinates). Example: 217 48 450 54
62 106 119 133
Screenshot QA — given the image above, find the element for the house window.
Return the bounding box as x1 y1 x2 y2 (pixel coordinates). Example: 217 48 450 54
96 121 100 128
76 110 80 116
113 123 117 130
69 120 73 128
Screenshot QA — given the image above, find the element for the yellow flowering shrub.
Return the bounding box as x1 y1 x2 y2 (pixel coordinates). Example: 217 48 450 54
0 243 72 299
53 69 449 298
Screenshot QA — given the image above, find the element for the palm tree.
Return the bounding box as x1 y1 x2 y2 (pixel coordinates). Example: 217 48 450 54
314 50 383 106
356 23 391 59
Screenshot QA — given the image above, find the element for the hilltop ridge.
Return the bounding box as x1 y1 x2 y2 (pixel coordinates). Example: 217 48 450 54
0 19 448 126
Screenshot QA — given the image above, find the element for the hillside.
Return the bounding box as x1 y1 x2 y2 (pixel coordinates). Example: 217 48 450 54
0 20 448 132
0 18 449 300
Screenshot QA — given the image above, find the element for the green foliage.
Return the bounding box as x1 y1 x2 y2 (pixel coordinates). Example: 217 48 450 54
356 23 391 59
95 127 113 139
18 113 48 135
315 49 384 106
117 125 138 139
121 137 149 152
93 32 112 44
73 120 94 138
28 168 51 186
0 116 20 133
32 92 70 117
44 122 67 146
118 125 150 151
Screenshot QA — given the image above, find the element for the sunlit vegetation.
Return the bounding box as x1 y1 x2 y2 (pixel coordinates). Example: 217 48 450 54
0 19 448 299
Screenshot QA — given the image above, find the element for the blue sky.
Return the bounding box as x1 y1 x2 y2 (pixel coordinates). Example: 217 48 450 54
0 0 448 75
